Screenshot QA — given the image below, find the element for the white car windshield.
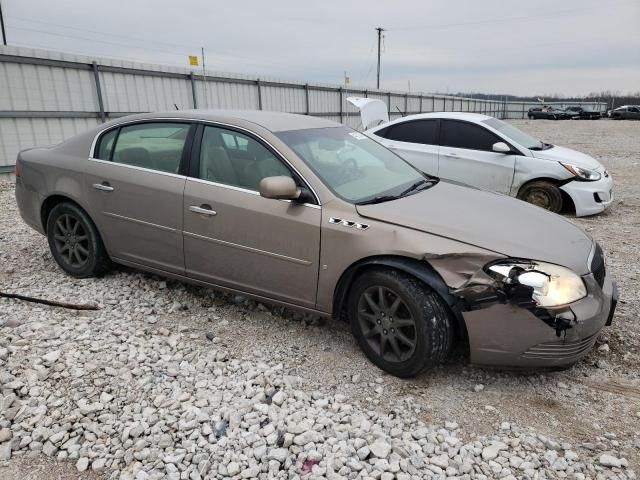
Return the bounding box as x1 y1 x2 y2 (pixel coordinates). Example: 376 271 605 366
483 118 546 150
277 126 434 204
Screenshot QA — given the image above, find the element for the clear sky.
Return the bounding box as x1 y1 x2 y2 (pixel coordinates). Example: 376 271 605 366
2 0 639 96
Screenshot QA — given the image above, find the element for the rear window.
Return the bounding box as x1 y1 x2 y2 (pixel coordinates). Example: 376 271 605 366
378 119 439 145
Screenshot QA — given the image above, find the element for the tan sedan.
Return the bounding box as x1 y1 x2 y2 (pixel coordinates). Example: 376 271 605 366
14 110 618 377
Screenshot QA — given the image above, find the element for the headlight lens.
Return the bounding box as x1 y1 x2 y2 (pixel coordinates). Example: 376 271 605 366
487 261 587 307
560 162 601 181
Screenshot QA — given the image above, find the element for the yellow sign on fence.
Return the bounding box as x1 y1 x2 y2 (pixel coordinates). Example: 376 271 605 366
188 55 199 66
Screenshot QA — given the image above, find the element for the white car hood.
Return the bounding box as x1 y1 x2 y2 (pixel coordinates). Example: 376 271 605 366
346 97 389 130
531 145 603 170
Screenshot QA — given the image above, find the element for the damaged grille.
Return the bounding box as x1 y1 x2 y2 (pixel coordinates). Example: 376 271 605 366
590 242 606 288
522 332 598 360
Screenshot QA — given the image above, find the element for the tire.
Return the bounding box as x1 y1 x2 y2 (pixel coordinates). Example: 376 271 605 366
348 268 453 378
528 114 535 120
46 202 110 278
517 180 563 213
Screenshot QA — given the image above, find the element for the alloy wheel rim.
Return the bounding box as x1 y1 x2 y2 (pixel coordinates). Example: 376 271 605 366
357 286 417 362
53 214 90 268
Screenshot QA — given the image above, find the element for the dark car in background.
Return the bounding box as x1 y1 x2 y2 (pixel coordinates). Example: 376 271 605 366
528 107 572 120
611 105 640 120
565 106 602 120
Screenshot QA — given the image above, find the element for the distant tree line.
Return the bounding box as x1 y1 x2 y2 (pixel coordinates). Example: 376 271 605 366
448 91 640 108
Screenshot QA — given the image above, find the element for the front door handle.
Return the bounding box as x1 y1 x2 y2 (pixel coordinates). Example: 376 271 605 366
189 204 217 216
443 152 458 157
92 182 114 192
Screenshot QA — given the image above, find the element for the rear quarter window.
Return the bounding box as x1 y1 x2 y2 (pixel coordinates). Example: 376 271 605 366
95 129 118 160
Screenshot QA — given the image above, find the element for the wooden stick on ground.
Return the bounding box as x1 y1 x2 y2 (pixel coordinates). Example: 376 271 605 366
0 291 100 310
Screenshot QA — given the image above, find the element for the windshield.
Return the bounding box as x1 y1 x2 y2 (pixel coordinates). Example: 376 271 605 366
277 127 429 204
482 118 546 150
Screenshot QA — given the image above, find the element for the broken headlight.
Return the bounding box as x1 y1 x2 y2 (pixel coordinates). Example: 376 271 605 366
560 162 601 181
487 261 587 307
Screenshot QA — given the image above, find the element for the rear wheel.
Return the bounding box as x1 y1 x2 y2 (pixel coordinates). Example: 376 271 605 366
517 180 563 213
46 202 110 278
348 269 453 378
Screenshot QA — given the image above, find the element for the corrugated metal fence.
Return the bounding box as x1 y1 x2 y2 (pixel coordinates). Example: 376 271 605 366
0 46 606 171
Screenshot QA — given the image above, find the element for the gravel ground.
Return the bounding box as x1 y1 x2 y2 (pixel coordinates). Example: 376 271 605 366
0 119 638 479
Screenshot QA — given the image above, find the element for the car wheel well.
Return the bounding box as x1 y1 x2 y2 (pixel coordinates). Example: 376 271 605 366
332 255 468 346
41 195 85 233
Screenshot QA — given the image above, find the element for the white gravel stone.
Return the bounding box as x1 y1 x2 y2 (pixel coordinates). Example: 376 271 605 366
598 453 623 468
370 440 392 458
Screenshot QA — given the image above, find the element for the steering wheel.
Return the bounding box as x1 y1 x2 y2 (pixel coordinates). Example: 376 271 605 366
341 157 360 180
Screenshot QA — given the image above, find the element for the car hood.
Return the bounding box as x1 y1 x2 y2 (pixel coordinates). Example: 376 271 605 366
356 181 593 275
531 145 603 171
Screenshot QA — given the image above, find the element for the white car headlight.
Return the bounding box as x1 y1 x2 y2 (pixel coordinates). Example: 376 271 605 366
487 261 587 307
560 162 601 181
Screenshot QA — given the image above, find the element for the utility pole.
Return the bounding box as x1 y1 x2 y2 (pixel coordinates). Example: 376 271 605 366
376 27 384 89
0 1 7 46
201 47 207 108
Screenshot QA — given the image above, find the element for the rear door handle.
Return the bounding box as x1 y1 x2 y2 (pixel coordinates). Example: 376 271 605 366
189 204 217 216
443 152 458 157
92 182 114 192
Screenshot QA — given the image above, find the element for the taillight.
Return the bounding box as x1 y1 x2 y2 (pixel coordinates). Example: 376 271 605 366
14 158 20 177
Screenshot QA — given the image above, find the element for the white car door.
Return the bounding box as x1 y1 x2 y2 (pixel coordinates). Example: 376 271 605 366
371 119 439 176
438 119 515 194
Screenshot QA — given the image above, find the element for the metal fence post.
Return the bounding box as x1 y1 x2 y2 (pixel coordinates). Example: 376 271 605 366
91 61 106 122
387 92 391 117
419 95 423 113
339 86 343 123
256 79 262 110
404 93 408 114
189 72 198 108
304 84 310 115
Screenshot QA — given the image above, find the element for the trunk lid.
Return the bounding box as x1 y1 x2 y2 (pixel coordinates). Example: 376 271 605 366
346 97 389 130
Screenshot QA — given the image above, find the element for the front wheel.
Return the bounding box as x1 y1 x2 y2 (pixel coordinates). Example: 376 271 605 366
46 202 110 278
517 180 563 213
348 269 453 377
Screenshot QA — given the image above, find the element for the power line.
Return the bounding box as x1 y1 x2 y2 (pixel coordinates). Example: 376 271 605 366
388 1 630 32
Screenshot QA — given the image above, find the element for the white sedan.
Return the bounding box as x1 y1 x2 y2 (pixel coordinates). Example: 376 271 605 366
348 98 614 216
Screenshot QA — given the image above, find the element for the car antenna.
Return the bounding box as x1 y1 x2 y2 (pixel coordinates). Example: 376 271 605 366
395 106 405 117
174 104 179 110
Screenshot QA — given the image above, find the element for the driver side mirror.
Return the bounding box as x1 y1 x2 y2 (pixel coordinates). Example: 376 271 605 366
492 142 511 154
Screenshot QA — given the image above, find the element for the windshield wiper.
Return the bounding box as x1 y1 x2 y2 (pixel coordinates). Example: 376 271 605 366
355 194 400 206
530 142 554 151
356 178 438 206
398 178 437 197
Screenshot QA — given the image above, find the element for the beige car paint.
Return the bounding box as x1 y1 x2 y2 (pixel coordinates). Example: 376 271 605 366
14 110 616 369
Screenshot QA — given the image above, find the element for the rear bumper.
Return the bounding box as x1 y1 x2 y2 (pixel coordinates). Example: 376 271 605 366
464 272 616 368
560 175 614 217
15 177 45 235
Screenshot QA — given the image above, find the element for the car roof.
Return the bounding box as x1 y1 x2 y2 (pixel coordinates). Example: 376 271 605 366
390 111 493 123
104 109 340 133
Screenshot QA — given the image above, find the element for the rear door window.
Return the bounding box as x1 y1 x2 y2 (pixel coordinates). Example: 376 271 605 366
110 122 191 173
378 119 439 145
440 120 501 152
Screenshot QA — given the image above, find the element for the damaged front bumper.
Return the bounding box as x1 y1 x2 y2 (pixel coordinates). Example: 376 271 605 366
462 272 617 368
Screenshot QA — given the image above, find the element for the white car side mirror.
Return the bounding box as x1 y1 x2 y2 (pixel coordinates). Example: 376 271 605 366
492 142 511 154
